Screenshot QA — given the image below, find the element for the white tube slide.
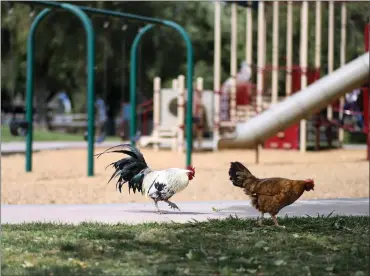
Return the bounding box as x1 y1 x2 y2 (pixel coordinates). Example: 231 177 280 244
218 52 370 149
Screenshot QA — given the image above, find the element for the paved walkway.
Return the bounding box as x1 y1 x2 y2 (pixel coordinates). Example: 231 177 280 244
2 198 368 225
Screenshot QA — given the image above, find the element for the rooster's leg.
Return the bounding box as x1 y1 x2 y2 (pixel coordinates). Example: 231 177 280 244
154 200 163 214
271 215 285 228
164 200 181 211
258 212 264 226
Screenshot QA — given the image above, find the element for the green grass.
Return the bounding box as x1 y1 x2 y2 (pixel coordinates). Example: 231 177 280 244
1 216 369 276
343 131 367 144
1 126 120 142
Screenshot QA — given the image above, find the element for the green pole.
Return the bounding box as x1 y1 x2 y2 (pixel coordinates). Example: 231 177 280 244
162 20 194 167
129 24 154 146
25 4 95 176
60 3 96 176
28 1 193 167
129 22 194 166
25 8 51 172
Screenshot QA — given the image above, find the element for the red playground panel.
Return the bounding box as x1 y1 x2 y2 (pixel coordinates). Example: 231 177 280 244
264 124 299 149
236 82 255 106
264 66 320 150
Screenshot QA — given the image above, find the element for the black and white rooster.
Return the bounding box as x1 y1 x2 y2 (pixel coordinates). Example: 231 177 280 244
96 144 195 214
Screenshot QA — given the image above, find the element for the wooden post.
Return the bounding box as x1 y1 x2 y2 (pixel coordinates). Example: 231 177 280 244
271 1 279 105
315 0 322 150
255 144 260 164
245 4 253 122
256 0 265 115
255 0 265 164
327 0 335 120
315 1 322 71
196 77 204 150
285 1 293 97
177 75 185 153
245 5 253 67
230 2 237 123
171 79 179 152
153 77 161 151
213 1 221 150
339 1 347 144
300 1 309 153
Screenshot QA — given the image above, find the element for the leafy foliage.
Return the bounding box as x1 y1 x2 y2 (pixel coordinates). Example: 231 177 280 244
1 1 369 119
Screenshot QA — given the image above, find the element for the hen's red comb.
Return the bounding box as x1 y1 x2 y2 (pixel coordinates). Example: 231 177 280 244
304 178 314 183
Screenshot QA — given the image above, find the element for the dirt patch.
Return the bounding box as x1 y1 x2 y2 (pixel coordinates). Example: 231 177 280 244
2 147 368 205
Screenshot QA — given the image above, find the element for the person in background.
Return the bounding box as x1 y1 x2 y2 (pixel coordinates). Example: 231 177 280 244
57 91 72 114
95 96 108 142
343 88 363 131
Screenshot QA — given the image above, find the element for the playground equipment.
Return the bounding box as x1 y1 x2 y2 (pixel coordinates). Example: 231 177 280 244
139 75 207 151
20 1 194 175
213 1 369 155
134 1 368 157
218 52 369 148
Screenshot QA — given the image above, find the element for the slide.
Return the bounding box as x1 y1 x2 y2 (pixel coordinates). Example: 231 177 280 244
218 52 370 149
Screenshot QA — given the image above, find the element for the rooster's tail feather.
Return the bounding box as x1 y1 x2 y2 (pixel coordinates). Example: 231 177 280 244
228 161 255 188
96 144 149 194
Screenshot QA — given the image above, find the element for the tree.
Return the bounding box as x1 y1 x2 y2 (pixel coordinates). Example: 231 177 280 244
1 1 369 130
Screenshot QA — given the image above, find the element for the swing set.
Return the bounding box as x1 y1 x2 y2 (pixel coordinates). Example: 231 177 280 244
12 0 195 176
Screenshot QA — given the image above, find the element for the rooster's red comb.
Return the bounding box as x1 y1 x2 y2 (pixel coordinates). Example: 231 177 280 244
186 165 195 174
304 178 314 183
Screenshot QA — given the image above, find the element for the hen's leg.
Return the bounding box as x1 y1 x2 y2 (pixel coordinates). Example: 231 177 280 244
257 212 265 226
154 200 163 214
271 214 285 228
164 200 181 211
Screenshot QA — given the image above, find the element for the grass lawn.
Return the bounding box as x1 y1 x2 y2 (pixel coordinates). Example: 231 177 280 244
1 126 120 142
344 131 367 144
1 216 369 276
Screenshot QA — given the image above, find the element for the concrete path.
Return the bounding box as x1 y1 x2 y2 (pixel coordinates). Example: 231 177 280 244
1 141 122 155
2 198 368 225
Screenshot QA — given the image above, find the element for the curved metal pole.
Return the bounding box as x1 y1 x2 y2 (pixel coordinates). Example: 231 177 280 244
130 22 194 166
25 4 96 176
25 8 51 173
161 21 194 166
130 24 154 146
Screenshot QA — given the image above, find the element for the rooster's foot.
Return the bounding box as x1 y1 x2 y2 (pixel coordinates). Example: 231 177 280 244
154 201 163 214
166 201 181 211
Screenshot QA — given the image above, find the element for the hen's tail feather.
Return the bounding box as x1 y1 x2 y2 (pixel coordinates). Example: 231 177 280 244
228 161 255 188
96 144 149 194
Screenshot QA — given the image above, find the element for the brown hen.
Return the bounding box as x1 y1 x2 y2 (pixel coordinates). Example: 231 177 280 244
228 161 315 227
